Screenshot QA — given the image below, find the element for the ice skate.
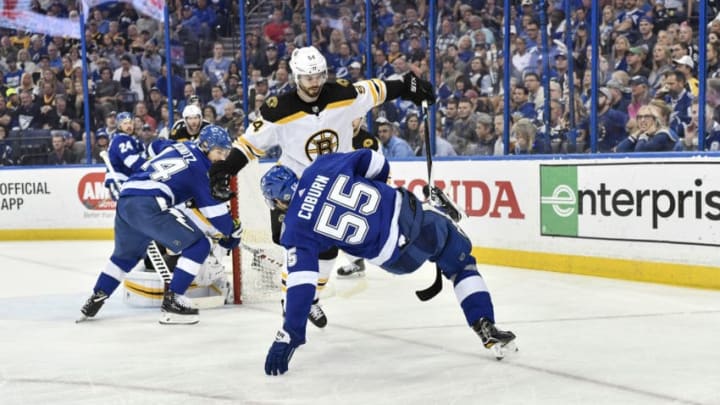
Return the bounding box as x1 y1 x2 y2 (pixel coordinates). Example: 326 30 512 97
473 317 517 360
160 289 199 325
336 258 366 277
77 290 109 322
308 299 327 328
281 298 328 328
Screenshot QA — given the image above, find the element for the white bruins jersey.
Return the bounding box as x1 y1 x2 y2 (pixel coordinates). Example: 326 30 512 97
233 79 388 177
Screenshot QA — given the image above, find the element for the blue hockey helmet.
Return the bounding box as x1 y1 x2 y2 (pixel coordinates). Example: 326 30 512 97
260 165 298 209
196 124 233 153
116 111 133 124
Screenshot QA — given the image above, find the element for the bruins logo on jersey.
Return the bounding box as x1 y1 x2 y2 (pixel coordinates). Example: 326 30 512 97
305 129 339 161
266 96 278 108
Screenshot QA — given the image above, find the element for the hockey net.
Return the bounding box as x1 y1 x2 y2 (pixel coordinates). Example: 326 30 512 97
228 159 284 304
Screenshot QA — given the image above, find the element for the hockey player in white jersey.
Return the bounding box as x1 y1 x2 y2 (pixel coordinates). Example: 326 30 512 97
169 104 211 142
209 46 435 328
260 150 516 375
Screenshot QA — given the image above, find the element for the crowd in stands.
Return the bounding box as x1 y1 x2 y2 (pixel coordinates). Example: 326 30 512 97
2 0 720 166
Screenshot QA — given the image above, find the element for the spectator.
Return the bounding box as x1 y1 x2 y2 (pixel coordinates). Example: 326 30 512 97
606 78 632 113
415 118 457 157
146 87 164 123
95 66 121 114
511 85 536 120
637 16 657 52
373 49 394 80
659 70 692 136
258 43 281 78
511 118 537 154
399 111 422 151
465 113 499 156
627 76 651 120
133 101 157 131
91 131 110 164
348 61 364 82
676 101 718 150
672 55 698 96
0 125 14 165
202 105 217 123
597 87 629 152
191 71 212 104
610 35 630 72
140 42 162 79
203 42 232 86
217 102 239 131
649 45 673 93
269 68 291 96
155 63 185 104
113 54 144 102
376 117 413 158
616 105 678 152
247 93 265 122
12 90 40 130
47 132 74 165
264 9 290 44
3 53 23 89
98 110 118 139
448 97 478 153
0 93 12 132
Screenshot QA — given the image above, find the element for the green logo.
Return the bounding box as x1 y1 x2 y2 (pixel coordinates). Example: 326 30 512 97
540 166 578 236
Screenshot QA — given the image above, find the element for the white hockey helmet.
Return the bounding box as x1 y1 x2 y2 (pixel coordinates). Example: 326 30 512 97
289 46 328 84
182 104 202 120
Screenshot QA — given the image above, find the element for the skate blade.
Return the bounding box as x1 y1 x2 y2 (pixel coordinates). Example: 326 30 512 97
337 270 366 278
76 315 92 323
159 312 199 325
490 341 518 361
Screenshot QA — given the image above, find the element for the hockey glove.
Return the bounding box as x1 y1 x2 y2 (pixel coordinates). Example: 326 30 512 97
209 169 235 202
219 219 243 250
423 185 462 222
401 72 436 106
265 328 299 376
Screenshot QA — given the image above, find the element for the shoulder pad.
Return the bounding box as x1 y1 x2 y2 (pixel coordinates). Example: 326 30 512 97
322 81 358 102
353 129 380 151
259 92 301 123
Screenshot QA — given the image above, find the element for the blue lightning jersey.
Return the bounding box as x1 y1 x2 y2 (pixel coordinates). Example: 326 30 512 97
120 142 233 236
280 149 397 266
105 132 145 186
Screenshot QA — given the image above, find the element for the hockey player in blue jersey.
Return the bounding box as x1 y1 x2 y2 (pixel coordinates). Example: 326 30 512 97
261 149 516 375
79 125 242 324
103 112 145 200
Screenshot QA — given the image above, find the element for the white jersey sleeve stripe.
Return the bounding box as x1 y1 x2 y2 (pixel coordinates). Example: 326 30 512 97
454 274 489 303
286 271 318 289
103 260 127 282
176 257 203 276
122 180 176 205
364 150 387 179
123 154 140 169
199 202 229 219
367 190 402 265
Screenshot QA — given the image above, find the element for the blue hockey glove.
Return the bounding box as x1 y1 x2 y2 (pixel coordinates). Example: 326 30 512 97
265 328 299 376
219 219 242 250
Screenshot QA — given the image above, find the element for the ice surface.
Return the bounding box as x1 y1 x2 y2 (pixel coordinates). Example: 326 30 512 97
1 241 719 405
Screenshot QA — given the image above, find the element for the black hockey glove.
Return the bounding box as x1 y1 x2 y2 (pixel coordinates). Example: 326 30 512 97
423 185 462 222
402 72 436 106
209 148 248 202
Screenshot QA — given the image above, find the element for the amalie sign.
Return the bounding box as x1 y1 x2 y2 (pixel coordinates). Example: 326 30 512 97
77 172 116 211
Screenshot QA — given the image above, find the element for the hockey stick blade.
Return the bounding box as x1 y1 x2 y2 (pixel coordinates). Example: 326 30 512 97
415 265 442 301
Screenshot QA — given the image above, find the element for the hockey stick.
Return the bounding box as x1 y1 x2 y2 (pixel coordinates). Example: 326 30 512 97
415 100 443 302
99 150 172 285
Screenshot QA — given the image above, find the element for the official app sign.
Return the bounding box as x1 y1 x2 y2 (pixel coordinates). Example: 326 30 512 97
540 162 720 246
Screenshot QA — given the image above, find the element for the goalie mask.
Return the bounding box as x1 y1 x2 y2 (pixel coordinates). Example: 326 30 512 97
196 125 233 161
260 165 298 210
289 46 327 101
